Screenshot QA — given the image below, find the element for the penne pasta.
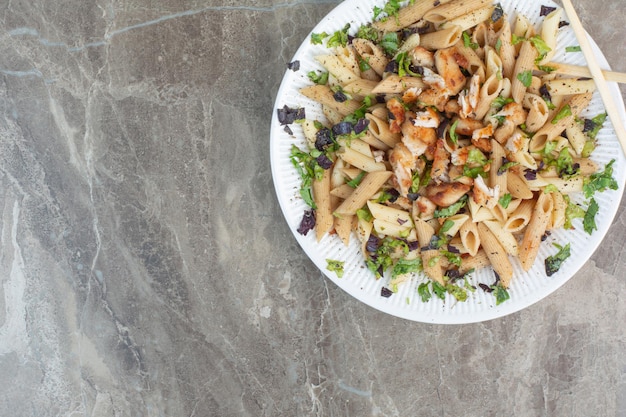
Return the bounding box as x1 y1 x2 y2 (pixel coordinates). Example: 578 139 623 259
476 222 514 288
334 171 392 216
419 26 463 51
424 0 492 25
313 168 334 241
519 191 554 271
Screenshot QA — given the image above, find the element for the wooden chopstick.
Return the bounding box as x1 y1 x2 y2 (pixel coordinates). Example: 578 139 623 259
560 0 626 157
546 62 626 84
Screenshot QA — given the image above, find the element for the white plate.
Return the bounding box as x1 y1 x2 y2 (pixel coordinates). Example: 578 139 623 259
270 0 626 323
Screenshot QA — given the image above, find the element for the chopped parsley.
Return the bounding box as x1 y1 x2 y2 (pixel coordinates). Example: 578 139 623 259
449 119 460 145
392 257 422 278
495 38 503 53
584 112 608 140
433 195 469 218
498 193 513 209
347 171 366 188
583 159 618 199
498 159 519 175
396 51 421 77
356 25 380 43
380 32 400 55
431 281 447 300
463 31 479 49
310 32 328 45
552 104 572 124
517 70 533 88
511 34 526 45
307 70 329 85
566 45 582 52
492 96 514 109
544 243 571 276
564 197 585 229
366 237 409 278
418 282 432 302
373 0 411 22
583 198 599 235
326 259 345 278
290 145 327 208
529 35 552 62
327 24 351 48
491 283 510 305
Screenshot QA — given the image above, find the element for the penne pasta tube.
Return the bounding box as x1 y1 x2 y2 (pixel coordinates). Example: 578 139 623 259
300 85 361 116
420 26 463 51
529 93 592 153
337 146 387 172
424 0 492 25
367 201 412 226
315 54 360 85
371 75 426 95
334 214 354 246
497 17 516 79
542 176 584 194
459 249 491 273
483 219 519 256
334 171 392 216
489 140 508 194
538 8 562 64
544 78 597 96
507 171 534 199
511 41 539 103
519 191 553 271
565 119 587 155
523 93 551 133
459 218 480 257
365 113 402 147
313 168 334 241
372 0 455 31
373 218 415 239
476 222 514 288
351 38 389 76
343 79 379 100
549 191 567 230
330 184 354 199
503 199 534 233
442 5 494 31
356 216 374 258
443 213 471 237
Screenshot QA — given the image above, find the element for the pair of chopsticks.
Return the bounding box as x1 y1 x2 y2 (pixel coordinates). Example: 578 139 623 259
561 0 626 156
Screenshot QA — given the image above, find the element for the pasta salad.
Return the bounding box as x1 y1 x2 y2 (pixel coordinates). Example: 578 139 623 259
276 0 618 305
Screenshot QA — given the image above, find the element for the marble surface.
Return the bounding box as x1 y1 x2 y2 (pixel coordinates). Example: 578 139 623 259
0 0 625 416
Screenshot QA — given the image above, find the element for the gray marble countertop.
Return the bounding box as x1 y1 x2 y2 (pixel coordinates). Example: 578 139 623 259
1 0 625 416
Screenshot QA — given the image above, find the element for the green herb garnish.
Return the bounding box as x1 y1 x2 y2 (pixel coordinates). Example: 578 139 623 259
308 70 329 85
434 195 469 218
327 24 351 48
583 197 599 235
326 259 345 278
544 243 571 276
463 31 479 49
498 193 512 209
552 104 572 124
392 258 422 278
311 32 328 45
517 70 533 88
583 159 618 199
491 283 510 305
418 282 431 302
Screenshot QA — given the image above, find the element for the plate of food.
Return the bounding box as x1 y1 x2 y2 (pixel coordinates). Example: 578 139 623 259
270 0 626 323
